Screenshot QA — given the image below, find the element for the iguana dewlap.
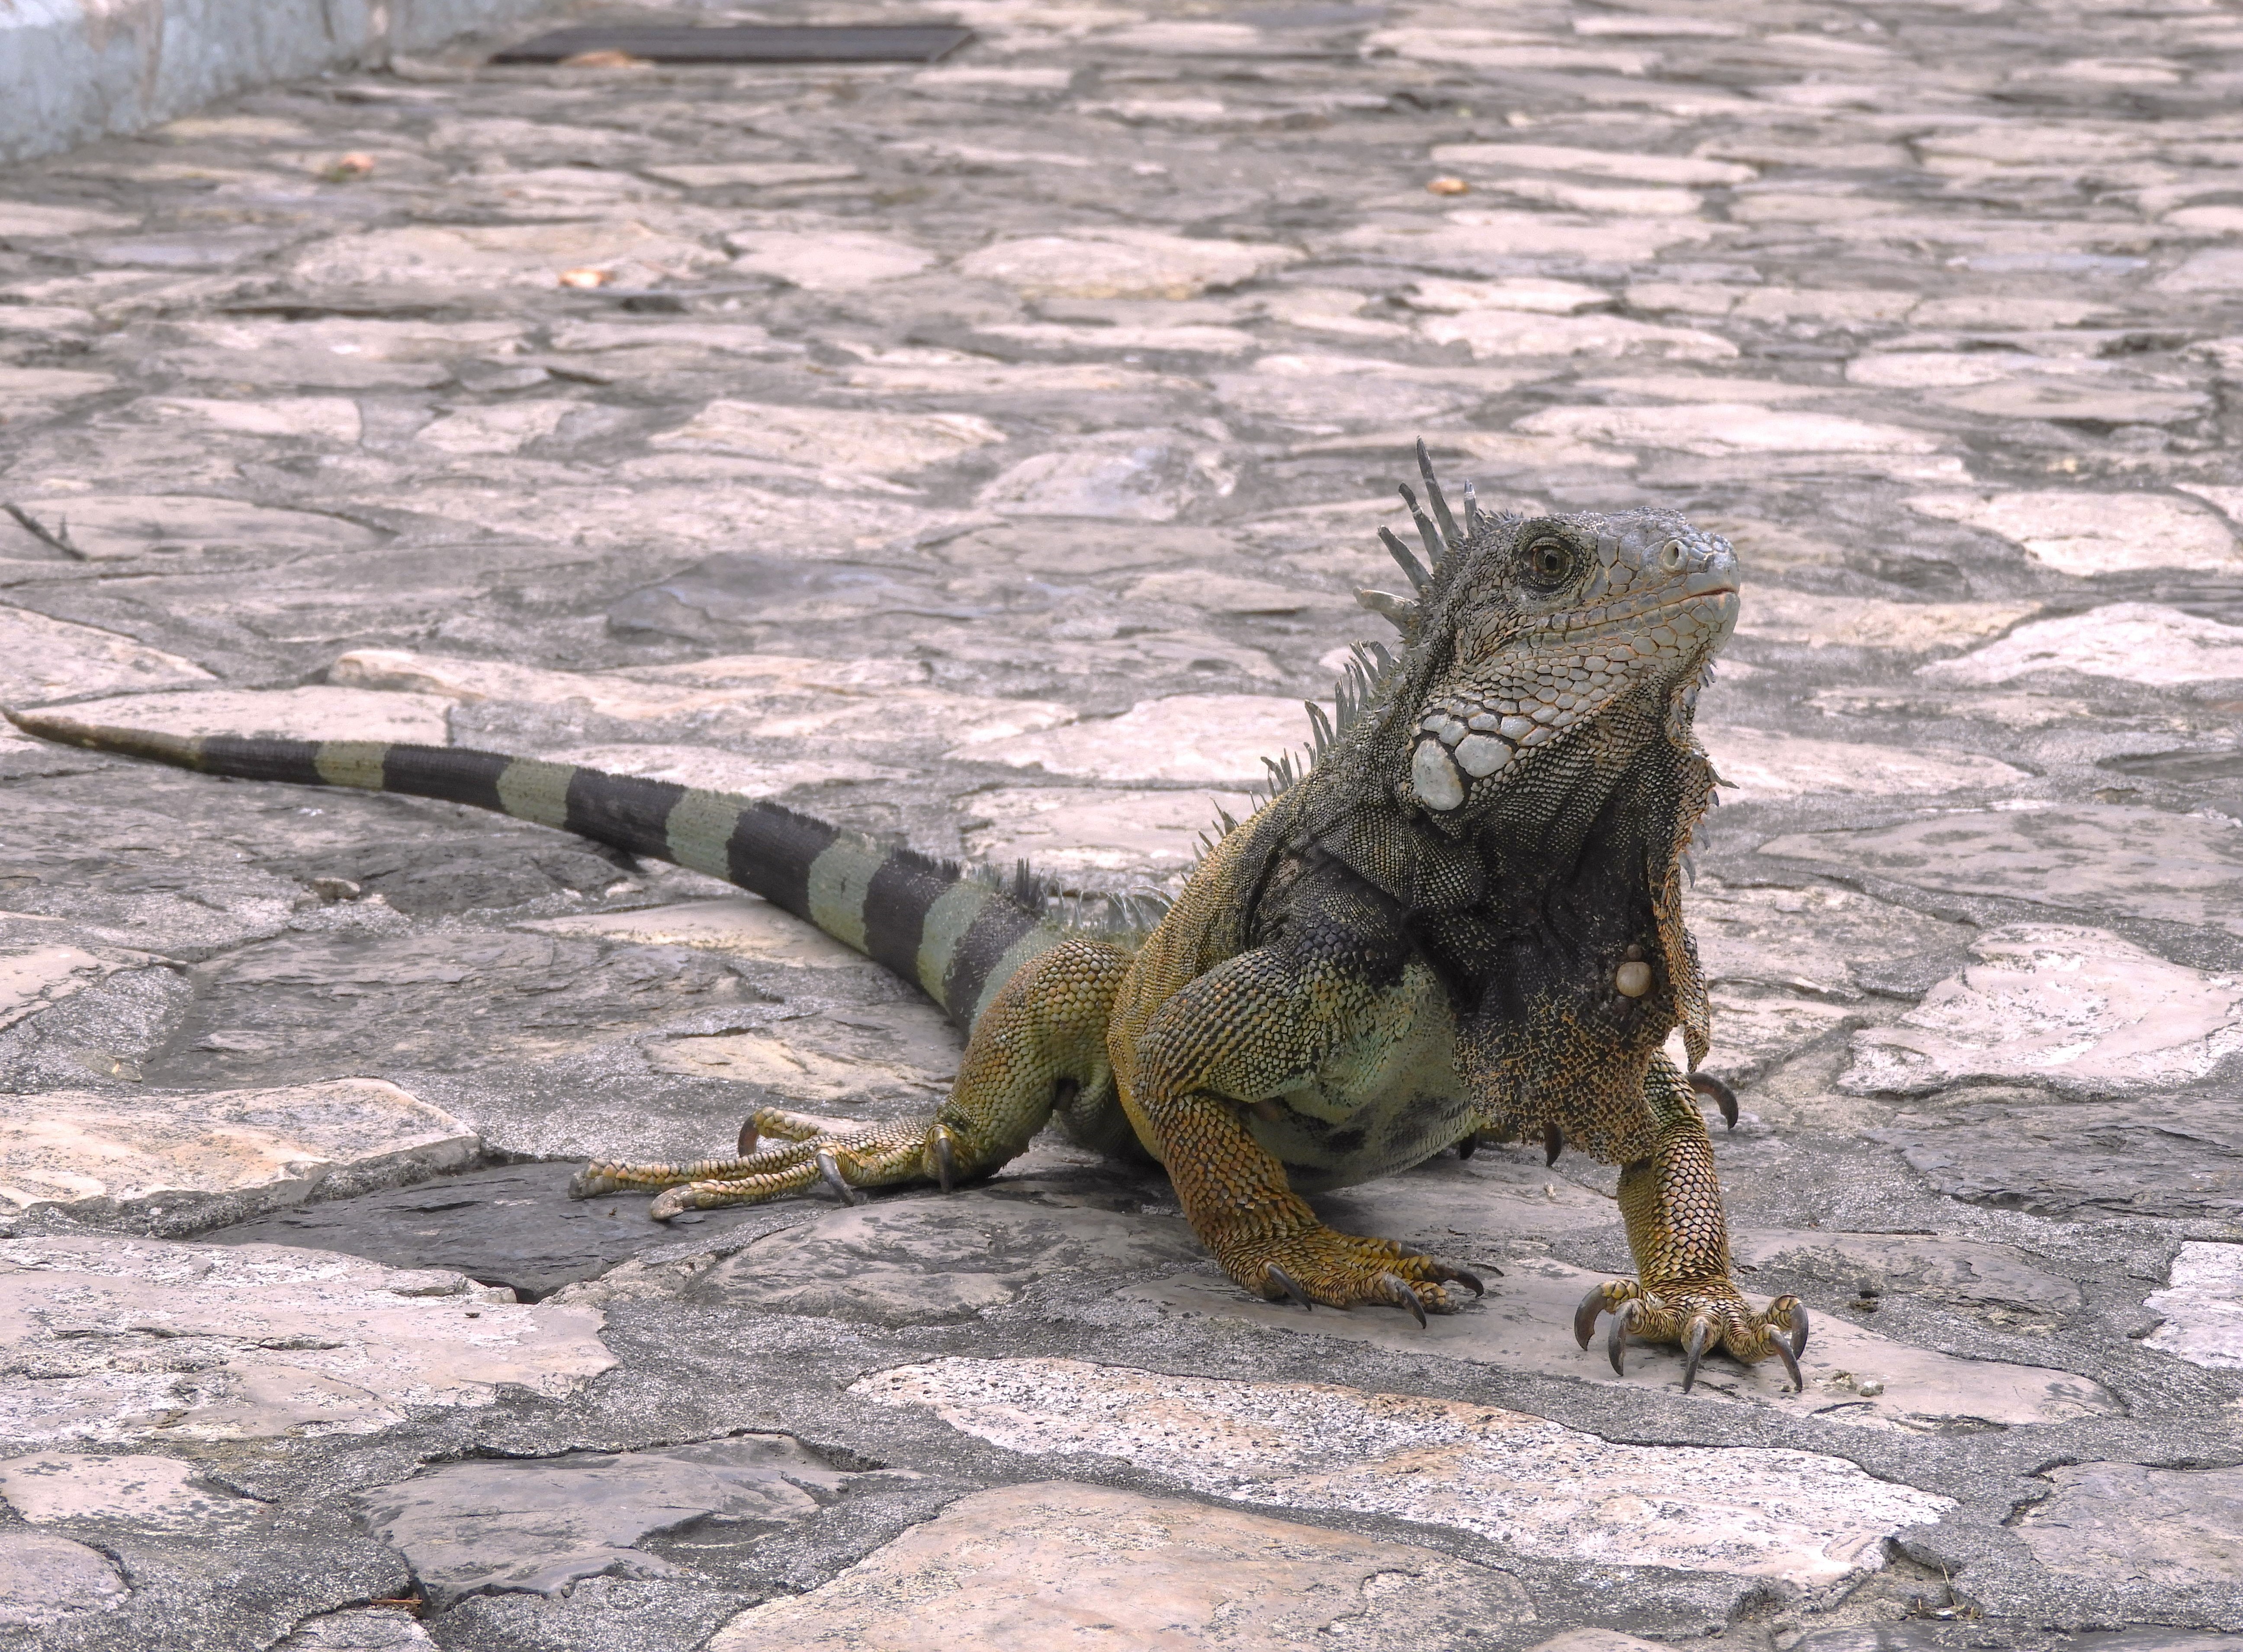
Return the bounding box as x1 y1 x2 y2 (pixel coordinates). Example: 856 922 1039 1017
7 444 1806 1390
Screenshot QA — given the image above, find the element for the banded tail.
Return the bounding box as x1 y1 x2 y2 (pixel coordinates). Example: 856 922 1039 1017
3 709 1064 1031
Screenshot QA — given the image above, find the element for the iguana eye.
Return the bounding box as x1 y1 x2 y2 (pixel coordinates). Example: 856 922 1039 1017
1660 539 1687 571
1524 537 1573 590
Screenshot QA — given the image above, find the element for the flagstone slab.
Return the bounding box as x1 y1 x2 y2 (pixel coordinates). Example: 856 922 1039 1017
1907 492 2238 577
357 1434 882 1609
854 1357 1956 1588
0 605 214 707
1127 1252 2114 1430
36 685 450 744
0 1530 127 1632
1736 590 2038 653
2013 1463 2243 1586
958 786 1256 876
707 1480 1534 1652
0 1450 264 1529
1759 808 2243 939
0 495 383 559
2144 1242 2243 1370
956 230 1299 299
1920 604 2243 687
1867 1095 2243 1222
963 694 1315 787
1700 726 2026 799
0 1078 480 1228
1841 925 2243 1097
0 1236 614 1447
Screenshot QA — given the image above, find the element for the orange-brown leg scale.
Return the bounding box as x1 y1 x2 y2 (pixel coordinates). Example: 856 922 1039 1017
1572 1055 1808 1390
1115 945 1481 1322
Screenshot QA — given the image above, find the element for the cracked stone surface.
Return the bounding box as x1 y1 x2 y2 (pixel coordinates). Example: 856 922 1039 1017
2 0 2242 1647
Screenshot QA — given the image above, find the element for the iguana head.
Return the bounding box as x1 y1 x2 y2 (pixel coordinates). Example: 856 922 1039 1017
1358 445 1740 822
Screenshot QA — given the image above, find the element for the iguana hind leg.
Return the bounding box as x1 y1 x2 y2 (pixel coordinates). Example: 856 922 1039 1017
1571 1054 1809 1391
569 938 1130 1216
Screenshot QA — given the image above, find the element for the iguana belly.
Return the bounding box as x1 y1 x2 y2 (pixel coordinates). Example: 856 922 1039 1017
1247 958 1472 1193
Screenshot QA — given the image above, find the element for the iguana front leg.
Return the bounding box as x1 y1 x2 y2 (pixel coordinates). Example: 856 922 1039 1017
1572 1054 1809 1391
570 938 1130 1213
1122 946 1484 1321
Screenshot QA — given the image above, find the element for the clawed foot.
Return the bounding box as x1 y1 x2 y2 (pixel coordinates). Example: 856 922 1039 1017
1237 1230 1493 1325
568 1107 966 1218
1573 1279 1808 1393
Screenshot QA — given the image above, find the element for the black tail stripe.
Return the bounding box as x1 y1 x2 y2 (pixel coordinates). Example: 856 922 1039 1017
380 745 511 810
862 854 960 984
941 901 1042 1023
727 803 840 920
565 769 689 863
199 737 328 786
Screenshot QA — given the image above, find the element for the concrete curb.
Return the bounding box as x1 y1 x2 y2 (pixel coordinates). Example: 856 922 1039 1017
0 0 553 164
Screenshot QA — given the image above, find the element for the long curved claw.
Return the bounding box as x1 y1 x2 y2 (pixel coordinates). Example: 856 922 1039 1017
929 1125 957 1194
1783 1298 1809 1357
1680 1313 1716 1394
1265 1264 1314 1312
1445 1267 1488 1297
1574 1284 1612 1350
1607 1297 1641 1376
1687 1072 1739 1130
815 1148 860 1206
737 1117 761 1157
1773 1333 1804 1394
1543 1121 1564 1167
1375 1271 1430 1328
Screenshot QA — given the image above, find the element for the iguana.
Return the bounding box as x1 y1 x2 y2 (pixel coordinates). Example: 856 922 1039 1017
6 444 1806 1391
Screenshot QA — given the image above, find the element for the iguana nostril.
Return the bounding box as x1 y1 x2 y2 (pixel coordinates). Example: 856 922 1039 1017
1660 539 1687 571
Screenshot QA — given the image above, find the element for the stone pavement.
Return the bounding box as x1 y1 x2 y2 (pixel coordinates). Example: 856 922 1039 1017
1 0 2241 1646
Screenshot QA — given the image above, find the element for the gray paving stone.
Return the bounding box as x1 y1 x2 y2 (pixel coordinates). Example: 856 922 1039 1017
2014 1463 2243 1588
357 1434 889 1609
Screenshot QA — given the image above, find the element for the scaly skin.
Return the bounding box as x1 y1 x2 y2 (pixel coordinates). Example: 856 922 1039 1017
4 440 1803 1389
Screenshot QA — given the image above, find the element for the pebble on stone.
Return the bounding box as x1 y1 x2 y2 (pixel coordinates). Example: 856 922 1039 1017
0 1078 480 1228
706 1480 1534 1652
855 1357 1955 1586
1843 925 2243 1096
2144 1242 2243 1370
0 1237 613 1445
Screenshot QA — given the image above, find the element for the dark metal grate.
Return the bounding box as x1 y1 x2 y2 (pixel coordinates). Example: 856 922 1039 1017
491 24 975 65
